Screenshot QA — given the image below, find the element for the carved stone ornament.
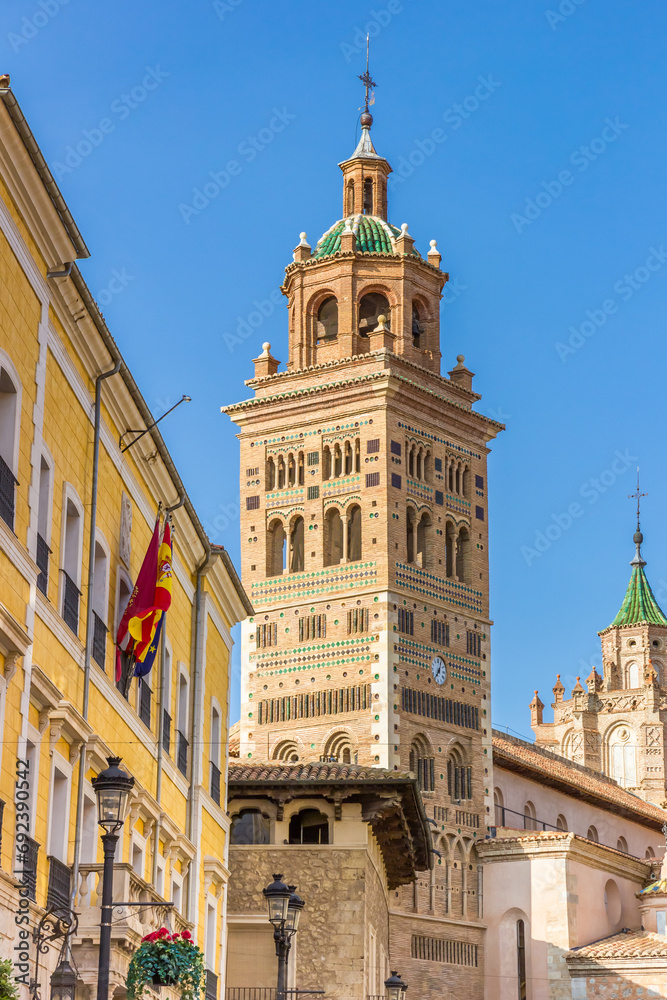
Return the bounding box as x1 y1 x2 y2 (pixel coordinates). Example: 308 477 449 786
120 492 132 568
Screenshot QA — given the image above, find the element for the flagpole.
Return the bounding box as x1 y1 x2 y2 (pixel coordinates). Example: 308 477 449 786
152 515 172 888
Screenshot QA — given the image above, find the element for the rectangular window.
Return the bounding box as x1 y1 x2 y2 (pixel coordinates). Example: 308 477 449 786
246 496 260 510
475 474 484 489
307 485 320 500
299 614 327 642
347 608 369 634
390 441 401 456
256 623 278 648
366 472 380 488
398 608 414 635
391 473 402 489
367 439 380 454
431 619 449 647
435 490 444 506
475 505 484 520
246 467 259 476
307 451 320 466
434 458 442 472
466 631 481 657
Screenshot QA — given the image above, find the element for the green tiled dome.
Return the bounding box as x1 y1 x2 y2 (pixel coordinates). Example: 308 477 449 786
312 215 419 259
608 563 667 629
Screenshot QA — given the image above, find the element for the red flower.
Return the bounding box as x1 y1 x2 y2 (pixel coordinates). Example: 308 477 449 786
181 930 192 940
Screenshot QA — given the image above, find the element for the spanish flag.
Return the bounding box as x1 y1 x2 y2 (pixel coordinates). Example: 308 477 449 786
129 520 173 677
115 516 160 681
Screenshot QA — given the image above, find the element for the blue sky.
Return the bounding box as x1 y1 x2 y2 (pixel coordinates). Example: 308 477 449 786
4 0 667 738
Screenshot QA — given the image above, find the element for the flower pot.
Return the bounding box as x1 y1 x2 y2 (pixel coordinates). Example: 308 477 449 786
152 973 177 986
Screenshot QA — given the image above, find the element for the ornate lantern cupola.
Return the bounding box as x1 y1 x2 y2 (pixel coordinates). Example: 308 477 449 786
338 111 392 220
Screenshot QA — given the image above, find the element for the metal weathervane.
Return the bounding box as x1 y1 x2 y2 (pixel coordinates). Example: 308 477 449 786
358 34 377 112
628 468 647 530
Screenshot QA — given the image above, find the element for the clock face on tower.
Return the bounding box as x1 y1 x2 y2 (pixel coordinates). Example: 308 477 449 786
431 656 447 685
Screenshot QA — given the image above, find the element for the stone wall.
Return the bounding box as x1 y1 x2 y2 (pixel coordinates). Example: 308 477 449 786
227 845 389 1000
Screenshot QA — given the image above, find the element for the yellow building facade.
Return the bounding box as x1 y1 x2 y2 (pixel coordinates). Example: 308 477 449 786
0 80 251 997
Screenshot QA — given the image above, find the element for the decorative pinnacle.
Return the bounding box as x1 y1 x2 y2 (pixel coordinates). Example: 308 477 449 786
358 34 377 115
629 468 647 567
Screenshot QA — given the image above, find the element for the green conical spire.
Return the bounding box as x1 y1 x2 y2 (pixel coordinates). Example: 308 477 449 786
608 526 667 628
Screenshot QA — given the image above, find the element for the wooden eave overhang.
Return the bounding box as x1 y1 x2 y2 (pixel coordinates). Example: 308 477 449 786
229 772 432 888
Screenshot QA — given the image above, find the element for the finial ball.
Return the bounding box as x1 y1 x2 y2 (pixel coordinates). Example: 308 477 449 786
300 232 306 240
430 239 438 249
634 529 644 546
262 342 271 354
457 354 465 364
360 111 373 128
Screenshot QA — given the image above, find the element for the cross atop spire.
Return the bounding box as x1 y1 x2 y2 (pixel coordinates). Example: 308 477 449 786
629 468 647 532
358 35 377 113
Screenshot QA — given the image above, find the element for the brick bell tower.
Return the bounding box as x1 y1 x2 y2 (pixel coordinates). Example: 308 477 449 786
223 92 503 996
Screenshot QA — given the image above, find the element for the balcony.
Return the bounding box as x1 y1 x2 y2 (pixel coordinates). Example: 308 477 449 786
75 860 193 941
210 762 221 806
206 971 219 1000
139 680 151 729
0 455 17 531
177 730 188 776
61 571 81 635
494 804 559 833
163 710 171 754
47 856 71 913
92 611 107 669
36 533 50 595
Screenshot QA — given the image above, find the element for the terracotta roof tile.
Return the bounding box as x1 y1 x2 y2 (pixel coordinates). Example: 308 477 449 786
229 761 411 783
569 929 667 960
493 731 667 829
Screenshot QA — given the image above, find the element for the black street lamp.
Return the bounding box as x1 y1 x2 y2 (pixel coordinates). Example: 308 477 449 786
263 875 305 1000
49 959 77 1000
91 756 135 1000
384 971 408 1000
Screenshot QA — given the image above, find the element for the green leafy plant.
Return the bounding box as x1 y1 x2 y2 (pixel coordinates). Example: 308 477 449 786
126 928 205 1000
0 959 19 1000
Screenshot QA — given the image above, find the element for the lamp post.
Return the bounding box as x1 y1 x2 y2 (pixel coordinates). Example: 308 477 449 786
384 971 408 1000
91 756 135 1000
49 959 77 1000
263 874 305 1000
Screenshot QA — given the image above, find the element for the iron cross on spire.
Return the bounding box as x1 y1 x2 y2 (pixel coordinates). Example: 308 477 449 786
628 468 648 530
358 34 377 112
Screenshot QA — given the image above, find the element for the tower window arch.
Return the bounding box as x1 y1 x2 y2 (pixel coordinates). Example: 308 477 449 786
363 177 373 214
416 512 432 568
346 180 355 216
273 739 300 762
412 303 424 348
289 515 304 572
446 745 471 801
358 292 390 336
626 661 640 688
316 297 338 342
324 507 343 566
406 505 417 564
445 521 456 578
607 724 637 787
323 731 356 764
266 519 286 577
410 735 435 792
347 504 362 562
456 526 470 582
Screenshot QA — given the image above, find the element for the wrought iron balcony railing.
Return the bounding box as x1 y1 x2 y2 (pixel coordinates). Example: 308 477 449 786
177 730 188 776
36 533 50 595
47 856 72 913
0 455 17 531
210 762 221 806
92 611 107 669
22 835 39 901
61 571 81 636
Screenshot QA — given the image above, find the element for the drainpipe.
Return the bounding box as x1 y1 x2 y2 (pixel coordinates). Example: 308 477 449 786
152 495 185 888
187 540 212 924
70 358 121 909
